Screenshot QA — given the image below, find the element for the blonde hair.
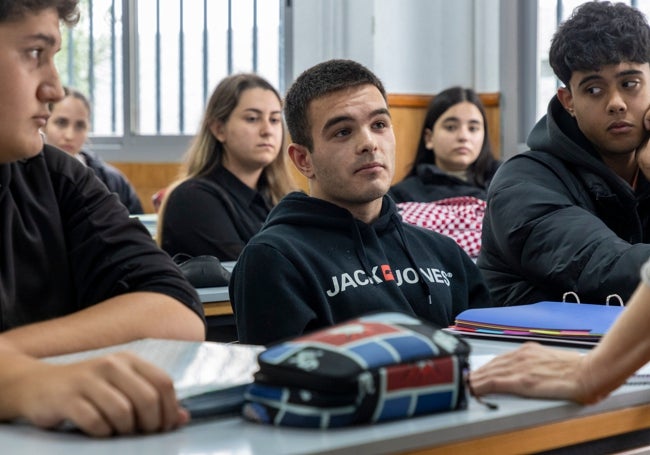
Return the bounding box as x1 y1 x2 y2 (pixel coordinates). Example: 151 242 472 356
157 74 296 242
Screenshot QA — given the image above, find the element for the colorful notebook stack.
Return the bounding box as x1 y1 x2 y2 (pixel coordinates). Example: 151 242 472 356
450 301 625 345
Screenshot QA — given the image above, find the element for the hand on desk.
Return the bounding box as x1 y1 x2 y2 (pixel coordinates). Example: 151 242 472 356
469 342 596 405
5 351 188 437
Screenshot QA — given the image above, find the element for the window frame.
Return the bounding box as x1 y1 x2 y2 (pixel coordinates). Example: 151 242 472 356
89 0 285 163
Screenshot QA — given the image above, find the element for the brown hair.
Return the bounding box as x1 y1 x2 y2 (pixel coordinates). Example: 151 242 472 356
284 59 387 151
0 0 80 26
48 86 91 124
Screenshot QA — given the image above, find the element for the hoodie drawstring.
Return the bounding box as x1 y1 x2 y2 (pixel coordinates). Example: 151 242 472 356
351 221 375 280
390 213 436 310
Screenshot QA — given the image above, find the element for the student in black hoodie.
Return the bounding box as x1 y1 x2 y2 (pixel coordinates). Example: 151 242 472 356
478 1 650 307
230 59 492 345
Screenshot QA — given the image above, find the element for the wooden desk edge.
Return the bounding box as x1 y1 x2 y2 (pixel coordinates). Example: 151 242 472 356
203 301 233 317
404 401 650 455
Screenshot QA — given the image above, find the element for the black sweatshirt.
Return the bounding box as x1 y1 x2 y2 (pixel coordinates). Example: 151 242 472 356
230 192 491 345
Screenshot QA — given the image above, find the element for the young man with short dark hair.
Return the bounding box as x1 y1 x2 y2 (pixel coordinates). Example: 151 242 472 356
230 59 491 345
479 1 650 307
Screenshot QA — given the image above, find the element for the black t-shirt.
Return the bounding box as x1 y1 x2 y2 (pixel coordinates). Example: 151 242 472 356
0 145 204 330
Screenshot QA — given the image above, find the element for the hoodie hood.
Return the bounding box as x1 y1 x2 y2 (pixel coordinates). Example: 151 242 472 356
526 95 644 198
527 96 612 173
261 191 398 232
261 192 404 270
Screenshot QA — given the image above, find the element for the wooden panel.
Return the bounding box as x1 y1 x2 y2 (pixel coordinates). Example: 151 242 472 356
390 102 429 182
110 162 181 214
403 402 650 455
203 301 233 317
110 92 501 209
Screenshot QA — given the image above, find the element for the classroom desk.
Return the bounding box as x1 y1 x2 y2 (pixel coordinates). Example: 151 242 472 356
4 338 650 454
197 286 232 316
196 261 236 317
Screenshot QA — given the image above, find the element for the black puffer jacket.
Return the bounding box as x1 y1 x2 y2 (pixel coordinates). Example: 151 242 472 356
81 150 143 214
478 96 650 306
389 163 499 203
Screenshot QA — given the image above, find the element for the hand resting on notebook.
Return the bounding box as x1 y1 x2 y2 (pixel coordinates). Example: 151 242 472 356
0 345 188 437
471 261 650 405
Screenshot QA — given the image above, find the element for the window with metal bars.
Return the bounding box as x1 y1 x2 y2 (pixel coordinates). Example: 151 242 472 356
55 0 282 138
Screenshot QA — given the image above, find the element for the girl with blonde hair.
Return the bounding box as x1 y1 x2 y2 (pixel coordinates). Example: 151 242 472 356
159 74 296 261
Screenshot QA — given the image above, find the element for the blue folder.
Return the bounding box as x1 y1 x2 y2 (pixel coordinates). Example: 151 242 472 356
454 301 625 338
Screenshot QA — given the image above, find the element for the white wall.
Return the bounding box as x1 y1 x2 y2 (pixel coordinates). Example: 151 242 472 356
99 0 523 162
287 0 514 156
289 0 500 93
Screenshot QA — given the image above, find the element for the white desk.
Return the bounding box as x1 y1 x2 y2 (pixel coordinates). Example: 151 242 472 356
196 261 235 317
196 286 229 303
3 339 650 454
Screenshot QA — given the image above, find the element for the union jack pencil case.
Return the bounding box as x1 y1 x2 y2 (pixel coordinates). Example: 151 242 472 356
242 312 470 428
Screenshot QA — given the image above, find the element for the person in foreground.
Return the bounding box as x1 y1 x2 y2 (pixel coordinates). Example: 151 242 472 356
44 86 143 213
0 1 205 436
158 73 296 261
389 86 500 203
230 59 492 346
478 1 650 307
471 258 650 404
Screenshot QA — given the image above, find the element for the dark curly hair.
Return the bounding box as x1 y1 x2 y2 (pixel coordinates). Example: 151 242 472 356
284 59 387 150
407 86 499 188
550 1 650 87
0 0 80 26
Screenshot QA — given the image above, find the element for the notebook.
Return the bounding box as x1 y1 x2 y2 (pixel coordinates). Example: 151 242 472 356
46 338 264 417
450 301 625 345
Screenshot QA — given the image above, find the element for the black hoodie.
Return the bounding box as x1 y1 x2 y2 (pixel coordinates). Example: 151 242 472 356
389 162 499 203
478 96 650 307
230 191 491 345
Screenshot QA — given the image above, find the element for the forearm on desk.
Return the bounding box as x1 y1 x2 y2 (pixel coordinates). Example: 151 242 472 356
2 292 205 358
580 282 650 403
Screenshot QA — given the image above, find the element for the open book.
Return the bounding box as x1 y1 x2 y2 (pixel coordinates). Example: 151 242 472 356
46 339 264 417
